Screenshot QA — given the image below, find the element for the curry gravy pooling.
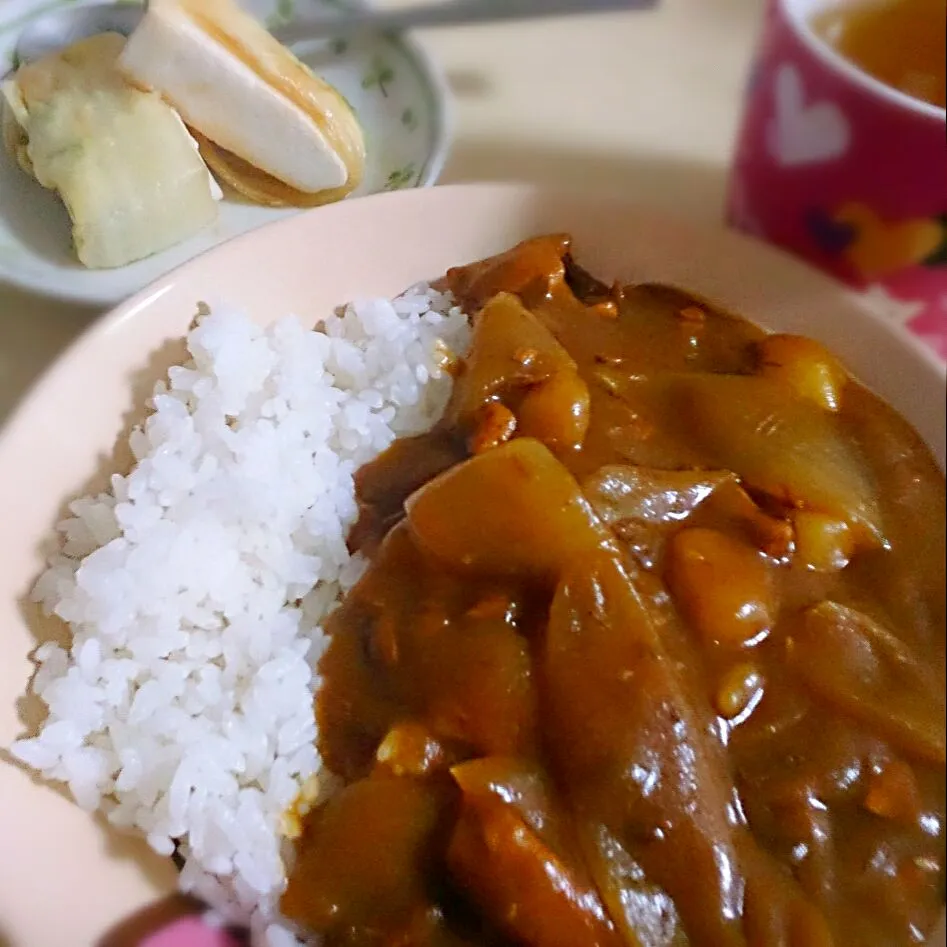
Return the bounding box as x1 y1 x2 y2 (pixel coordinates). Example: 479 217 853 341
282 236 946 946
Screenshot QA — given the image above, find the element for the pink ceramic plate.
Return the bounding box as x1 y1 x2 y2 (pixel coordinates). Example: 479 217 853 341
1 184 944 947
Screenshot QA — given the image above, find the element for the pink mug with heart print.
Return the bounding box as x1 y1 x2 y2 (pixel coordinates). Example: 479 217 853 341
727 0 947 360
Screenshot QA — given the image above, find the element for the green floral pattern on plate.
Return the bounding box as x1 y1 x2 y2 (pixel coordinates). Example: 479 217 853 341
265 0 297 30
0 0 449 306
362 56 395 97
384 163 417 191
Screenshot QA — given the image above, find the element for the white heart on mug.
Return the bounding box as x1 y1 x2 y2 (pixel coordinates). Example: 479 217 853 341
767 63 851 167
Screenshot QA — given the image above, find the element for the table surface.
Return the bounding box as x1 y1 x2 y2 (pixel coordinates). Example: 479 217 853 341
0 0 765 426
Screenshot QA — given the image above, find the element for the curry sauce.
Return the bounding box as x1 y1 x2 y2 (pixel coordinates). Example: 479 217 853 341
281 236 946 946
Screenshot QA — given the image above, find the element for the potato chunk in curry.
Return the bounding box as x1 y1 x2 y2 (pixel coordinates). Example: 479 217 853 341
282 236 946 947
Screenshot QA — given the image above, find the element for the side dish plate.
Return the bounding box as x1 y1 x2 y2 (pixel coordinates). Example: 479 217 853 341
0 0 450 306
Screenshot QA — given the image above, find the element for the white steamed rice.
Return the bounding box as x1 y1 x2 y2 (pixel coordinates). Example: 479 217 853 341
11 285 469 945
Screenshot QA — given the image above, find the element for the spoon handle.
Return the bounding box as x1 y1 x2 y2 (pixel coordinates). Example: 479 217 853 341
271 0 657 45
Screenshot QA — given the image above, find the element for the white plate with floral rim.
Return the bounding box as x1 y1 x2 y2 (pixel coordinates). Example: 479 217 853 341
0 0 451 307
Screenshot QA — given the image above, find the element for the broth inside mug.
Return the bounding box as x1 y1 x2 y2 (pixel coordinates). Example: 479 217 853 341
812 0 947 108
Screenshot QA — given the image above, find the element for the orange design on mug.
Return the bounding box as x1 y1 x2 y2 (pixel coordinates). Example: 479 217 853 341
833 203 945 278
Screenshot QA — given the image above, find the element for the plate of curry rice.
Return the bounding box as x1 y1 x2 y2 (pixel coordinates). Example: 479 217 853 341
1 183 944 947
